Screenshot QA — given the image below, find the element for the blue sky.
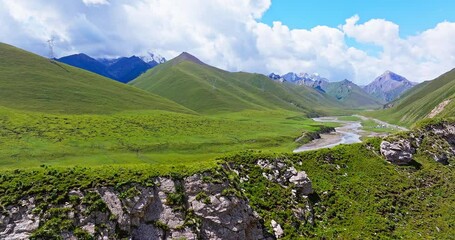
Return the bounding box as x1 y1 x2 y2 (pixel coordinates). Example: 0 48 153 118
1 0 455 84
261 0 455 37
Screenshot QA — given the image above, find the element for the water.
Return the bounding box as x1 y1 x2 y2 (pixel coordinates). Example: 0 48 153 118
293 117 363 153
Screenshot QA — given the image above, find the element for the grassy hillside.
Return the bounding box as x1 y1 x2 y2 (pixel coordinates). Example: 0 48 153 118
130 53 342 115
365 68 455 127
225 140 454 239
0 43 190 114
323 80 383 108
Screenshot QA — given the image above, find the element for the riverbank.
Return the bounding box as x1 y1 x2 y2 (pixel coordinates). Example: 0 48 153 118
294 116 406 152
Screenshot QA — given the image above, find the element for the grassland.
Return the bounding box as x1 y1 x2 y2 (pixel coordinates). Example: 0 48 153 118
0 43 190 114
1 129 453 239
0 106 336 170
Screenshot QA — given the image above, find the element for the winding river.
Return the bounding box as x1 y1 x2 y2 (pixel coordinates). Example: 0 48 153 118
293 116 405 153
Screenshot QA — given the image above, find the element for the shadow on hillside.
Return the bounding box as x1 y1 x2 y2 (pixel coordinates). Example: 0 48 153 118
408 159 422 170
49 59 70 73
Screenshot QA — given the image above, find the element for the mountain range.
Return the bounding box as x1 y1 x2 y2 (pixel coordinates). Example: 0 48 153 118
270 70 416 105
130 52 344 115
57 52 166 83
4 41 445 119
268 72 383 108
55 50 413 111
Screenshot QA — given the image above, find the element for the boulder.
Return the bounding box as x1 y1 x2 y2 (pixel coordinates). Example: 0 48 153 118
380 140 414 165
270 219 283 238
289 171 313 195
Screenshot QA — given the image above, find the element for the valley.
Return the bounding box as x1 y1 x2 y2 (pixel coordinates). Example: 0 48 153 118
1 14 455 238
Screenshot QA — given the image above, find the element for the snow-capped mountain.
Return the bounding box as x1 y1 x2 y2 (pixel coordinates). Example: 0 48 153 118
268 73 281 80
140 52 166 66
268 72 383 108
268 72 329 87
363 70 416 102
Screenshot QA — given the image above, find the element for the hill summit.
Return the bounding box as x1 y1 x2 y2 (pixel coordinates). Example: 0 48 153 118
171 52 206 66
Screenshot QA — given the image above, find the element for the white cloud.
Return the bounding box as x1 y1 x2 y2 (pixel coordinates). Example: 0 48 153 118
0 0 454 84
82 0 109 6
342 15 400 47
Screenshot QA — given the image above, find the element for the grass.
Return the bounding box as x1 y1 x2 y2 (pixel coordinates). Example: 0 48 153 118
130 56 345 115
0 107 332 169
360 119 397 133
224 139 455 239
0 43 191 114
365 68 455 127
2 140 453 239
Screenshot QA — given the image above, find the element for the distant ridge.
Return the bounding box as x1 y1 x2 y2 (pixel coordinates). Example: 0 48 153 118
268 72 382 108
57 52 166 83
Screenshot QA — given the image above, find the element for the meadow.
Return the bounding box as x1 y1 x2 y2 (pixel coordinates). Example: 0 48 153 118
0 107 337 170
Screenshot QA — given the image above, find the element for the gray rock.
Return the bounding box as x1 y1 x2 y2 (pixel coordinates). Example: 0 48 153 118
98 187 130 230
2 172 272 240
380 140 414 165
185 174 270 240
271 219 283 238
289 171 313 195
0 198 39 240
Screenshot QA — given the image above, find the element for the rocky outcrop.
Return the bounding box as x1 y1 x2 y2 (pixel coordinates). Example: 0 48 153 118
380 140 415 165
380 120 455 165
223 157 316 239
184 174 270 240
257 159 313 196
0 198 39 240
1 156 319 240
427 99 451 118
289 171 313 196
0 171 273 240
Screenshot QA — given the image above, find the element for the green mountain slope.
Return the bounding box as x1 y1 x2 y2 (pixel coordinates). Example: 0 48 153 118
323 80 383 108
130 52 342 115
366 68 455 126
0 43 191 114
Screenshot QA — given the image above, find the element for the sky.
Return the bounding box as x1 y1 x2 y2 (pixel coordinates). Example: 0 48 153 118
0 0 455 84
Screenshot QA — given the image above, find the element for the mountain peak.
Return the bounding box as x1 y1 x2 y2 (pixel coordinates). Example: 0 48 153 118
364 71 415 102
380 70 407 82
140 52 166 66
172 52 206 66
